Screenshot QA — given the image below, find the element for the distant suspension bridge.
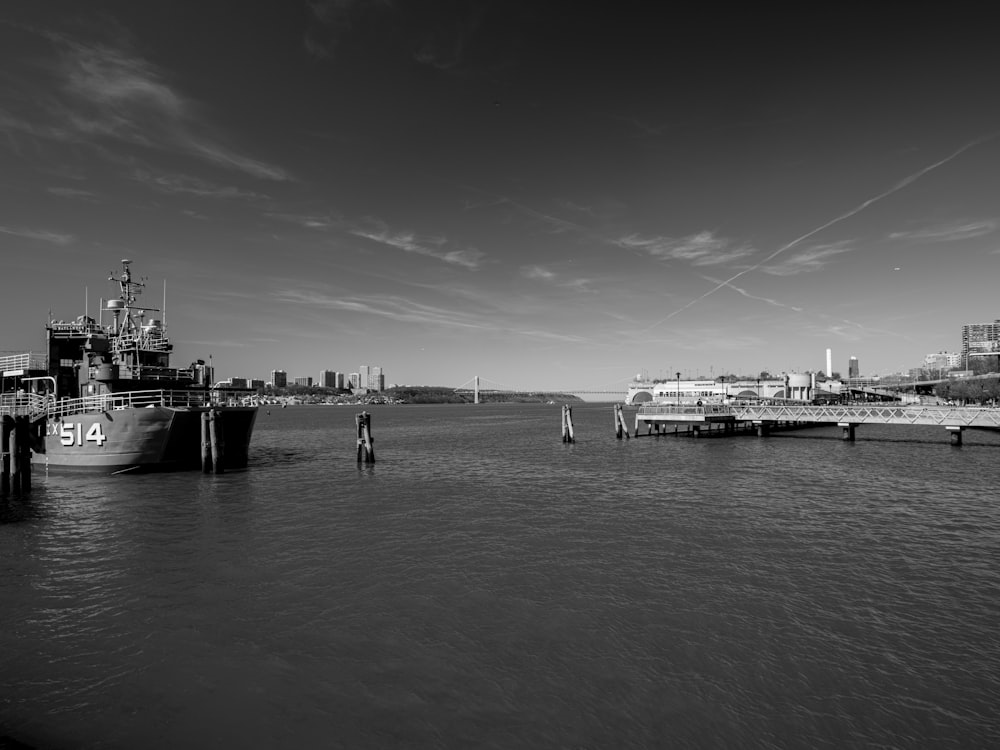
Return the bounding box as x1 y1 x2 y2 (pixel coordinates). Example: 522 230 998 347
453 376 630 402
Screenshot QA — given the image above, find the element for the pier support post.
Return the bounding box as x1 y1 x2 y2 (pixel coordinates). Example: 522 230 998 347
209 409 225 473
1 415 12 497
14 416 30 496
838 422 856 442
754 421 769 437
356 412 375 464
562 405 575 443
946 426 963 446
201 412 212 472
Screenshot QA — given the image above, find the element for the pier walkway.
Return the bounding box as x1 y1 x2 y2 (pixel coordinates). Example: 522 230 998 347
634 403 1000 445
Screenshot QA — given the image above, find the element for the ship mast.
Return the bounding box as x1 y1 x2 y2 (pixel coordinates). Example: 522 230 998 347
108 258 146 335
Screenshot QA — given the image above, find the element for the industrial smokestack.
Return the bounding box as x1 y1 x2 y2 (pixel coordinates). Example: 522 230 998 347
826 348 832 378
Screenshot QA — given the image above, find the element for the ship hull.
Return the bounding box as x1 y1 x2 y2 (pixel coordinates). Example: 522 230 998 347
31 406 257 473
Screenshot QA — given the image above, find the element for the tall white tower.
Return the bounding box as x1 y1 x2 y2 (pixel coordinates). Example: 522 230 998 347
826 348 832 378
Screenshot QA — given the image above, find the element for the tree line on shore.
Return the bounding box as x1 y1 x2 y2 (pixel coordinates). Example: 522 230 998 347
933 376 1000 406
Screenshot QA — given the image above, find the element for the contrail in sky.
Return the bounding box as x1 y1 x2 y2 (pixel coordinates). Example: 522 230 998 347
639 135 996 332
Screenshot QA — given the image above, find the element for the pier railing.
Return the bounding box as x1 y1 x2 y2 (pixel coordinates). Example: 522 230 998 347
635 401 1000 429
732 403 1000 428
0 393 49 420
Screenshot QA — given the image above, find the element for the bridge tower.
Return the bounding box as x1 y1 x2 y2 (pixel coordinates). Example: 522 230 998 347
474 375 479 404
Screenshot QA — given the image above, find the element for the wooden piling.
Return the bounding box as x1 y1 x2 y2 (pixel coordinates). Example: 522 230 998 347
201 412 212 472
356 412 375 463
9 416 21 496
1 415 12 497
209 409 225 473
562 405 575 443
14 416 30 495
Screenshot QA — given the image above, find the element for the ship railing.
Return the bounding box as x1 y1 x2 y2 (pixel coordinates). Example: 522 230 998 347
0 352 48 372
37 389 260 419
111 332 172 352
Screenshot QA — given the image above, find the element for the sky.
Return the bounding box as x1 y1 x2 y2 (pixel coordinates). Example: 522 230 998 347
2 2 999 391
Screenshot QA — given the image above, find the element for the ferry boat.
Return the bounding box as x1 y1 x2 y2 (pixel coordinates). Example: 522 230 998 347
0 260 257 473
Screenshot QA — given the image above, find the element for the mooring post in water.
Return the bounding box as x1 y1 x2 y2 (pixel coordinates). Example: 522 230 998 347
1 415 13 497
562 405 575 443
613 404 630 439
209 409 225 473
356 411 375 464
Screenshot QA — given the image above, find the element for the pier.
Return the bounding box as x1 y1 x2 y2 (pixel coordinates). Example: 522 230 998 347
634 403 1000 444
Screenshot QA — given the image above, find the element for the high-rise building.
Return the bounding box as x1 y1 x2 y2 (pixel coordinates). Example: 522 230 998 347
293 376 313 387
333 372 344 389
319 369 337 388
349 372 360 389
961 320 1000 362
271 369 287 388
359 365 370 391
848 356 859 379
371 366 384 392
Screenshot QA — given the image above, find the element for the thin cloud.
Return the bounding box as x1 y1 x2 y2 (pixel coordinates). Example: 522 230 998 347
522 265 556 281
47 186 98 200
616 231 755 266
8 27 291 181
510 328 587 343
132 169 268 200
464 189 596 237
352 226 484 269
888 220 995 242
702 275 803 311
522 264 596 292
636 135 996 332
0 225 74 245
760 241 854 276
273 289 490 330
267 212 342 230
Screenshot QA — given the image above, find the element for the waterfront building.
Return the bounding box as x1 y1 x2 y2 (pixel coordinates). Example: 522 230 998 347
319 369 337 388
293 376 313 387
371 366 384 391
271 369 288 388
923 351 961 373
961 320 1000 362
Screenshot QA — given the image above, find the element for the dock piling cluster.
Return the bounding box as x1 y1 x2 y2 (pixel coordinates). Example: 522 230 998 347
561 405 575 443
201 410 226 473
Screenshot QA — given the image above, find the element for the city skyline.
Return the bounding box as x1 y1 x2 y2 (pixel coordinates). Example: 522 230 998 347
2 3 999 391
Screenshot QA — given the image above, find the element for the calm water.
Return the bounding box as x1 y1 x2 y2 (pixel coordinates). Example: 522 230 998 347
2 403 999 749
